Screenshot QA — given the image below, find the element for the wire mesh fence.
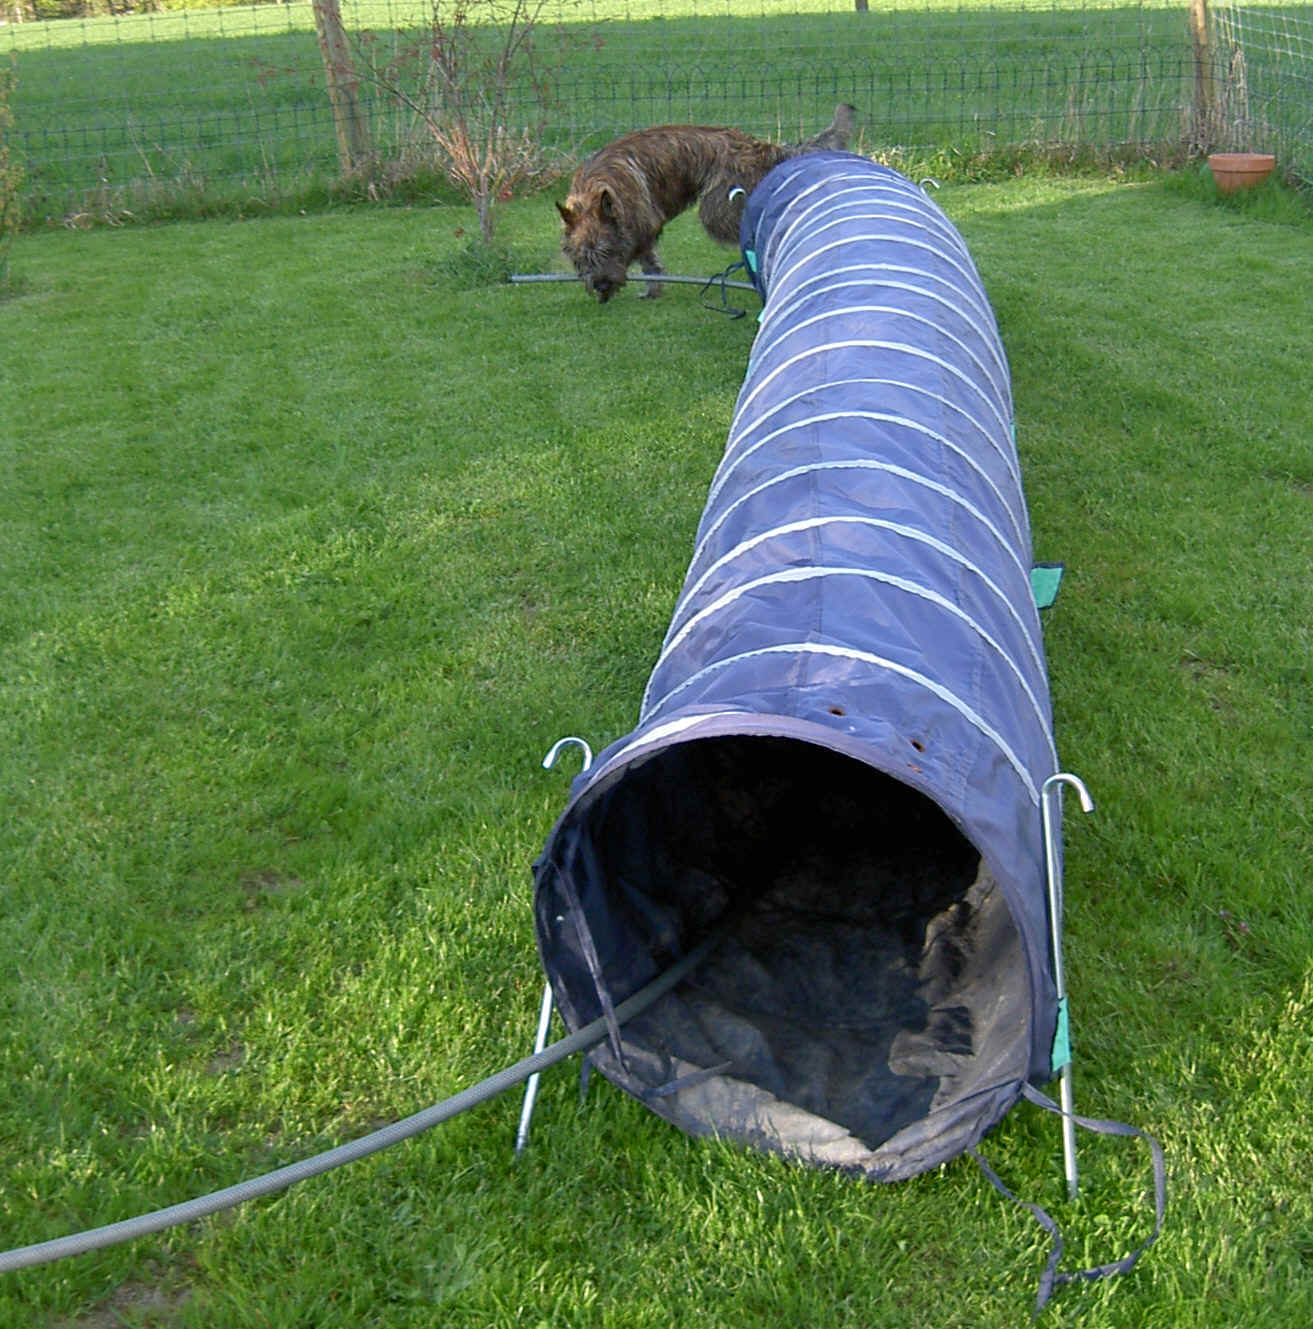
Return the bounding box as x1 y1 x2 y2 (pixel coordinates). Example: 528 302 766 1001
2 0 1309 220
1212 2 1313 172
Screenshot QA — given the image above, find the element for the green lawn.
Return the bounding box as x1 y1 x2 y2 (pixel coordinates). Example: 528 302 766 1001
1 169 1312 1326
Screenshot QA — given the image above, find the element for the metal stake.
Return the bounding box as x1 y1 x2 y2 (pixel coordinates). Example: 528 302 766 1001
1041 771 1094 1199
509 272 757 292
514 737 594 1157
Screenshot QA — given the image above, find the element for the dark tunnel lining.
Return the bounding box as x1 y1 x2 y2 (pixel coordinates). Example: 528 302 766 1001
537 734 1031 1168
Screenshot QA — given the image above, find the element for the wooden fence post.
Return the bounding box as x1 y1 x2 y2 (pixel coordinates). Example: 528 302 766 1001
1188 0 1217 149
313 0 371 173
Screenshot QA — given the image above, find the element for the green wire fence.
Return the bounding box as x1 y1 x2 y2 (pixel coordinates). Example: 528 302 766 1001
2 0 1308 219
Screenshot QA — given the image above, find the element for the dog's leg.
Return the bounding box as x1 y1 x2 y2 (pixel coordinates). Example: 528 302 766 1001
637 246 666 299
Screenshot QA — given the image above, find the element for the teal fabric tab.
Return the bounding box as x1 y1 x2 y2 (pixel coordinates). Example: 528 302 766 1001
1030 563 1064 610
1051 995 1072 1073
744 248 758 274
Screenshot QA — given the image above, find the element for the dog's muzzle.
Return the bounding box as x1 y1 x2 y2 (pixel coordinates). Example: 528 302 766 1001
586 273 621 303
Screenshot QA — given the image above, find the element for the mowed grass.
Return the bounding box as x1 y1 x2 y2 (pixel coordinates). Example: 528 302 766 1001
4 0 1212 219
1 170 1312 1326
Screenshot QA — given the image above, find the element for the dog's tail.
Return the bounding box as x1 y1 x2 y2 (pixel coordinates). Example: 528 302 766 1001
795 103 858 155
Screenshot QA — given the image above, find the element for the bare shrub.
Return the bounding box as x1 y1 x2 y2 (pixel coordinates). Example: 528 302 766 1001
361 0 567 243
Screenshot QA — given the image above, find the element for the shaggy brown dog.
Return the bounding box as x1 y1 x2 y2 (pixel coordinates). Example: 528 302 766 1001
556 105 857 302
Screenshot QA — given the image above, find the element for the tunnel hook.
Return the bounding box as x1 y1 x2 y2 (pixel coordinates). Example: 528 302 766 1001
542 736 593 773
1041 772 1094 1198
515 737 595 1156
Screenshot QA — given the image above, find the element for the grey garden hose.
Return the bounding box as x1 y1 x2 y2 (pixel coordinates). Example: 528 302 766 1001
0 929 725 1274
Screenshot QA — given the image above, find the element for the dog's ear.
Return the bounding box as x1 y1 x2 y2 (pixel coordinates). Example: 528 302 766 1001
556 201 576 229
598 188 617 223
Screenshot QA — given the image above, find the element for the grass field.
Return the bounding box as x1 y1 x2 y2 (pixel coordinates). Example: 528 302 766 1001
1 166 1311 1326
3 0 1211 221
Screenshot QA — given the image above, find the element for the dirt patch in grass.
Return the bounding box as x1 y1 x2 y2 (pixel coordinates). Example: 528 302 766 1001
240 868 304 911
49 1279 191 1328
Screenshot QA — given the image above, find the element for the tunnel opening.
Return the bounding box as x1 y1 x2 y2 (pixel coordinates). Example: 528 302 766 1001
535 733 1031 1177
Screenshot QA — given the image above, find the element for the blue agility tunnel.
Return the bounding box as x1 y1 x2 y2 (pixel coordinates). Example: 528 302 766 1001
532 157 1161 1254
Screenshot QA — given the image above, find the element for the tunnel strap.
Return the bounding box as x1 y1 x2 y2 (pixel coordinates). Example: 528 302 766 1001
1049 996 1072 1074
1030 563 1065 611
551 865 627 1069
971 1083 1166 1315
641 1061 735 1101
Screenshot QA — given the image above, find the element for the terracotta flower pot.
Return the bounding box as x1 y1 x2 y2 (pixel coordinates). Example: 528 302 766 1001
1208 152 1276 195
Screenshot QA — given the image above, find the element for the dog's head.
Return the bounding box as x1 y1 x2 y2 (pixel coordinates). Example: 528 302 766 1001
557 190 628 304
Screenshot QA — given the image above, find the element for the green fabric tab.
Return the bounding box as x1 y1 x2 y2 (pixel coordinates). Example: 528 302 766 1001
1030 563 1064 610
1051 995 1072 1073
744 248 758 274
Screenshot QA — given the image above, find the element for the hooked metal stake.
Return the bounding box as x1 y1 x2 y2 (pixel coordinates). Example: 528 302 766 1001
542 736 593 773
1041 772 1094 1199
513 983 557 1158
514 737 595 1157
